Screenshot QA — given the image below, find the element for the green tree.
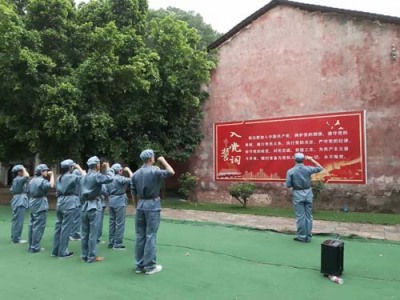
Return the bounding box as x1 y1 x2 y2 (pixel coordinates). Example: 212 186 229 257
0 0 216 167
0 0 24 160
146 15 215 161
13 0 27 15
110 0 147 34
25 0 76 75
148 6 221 49
75 0 161 163
0 0 55 161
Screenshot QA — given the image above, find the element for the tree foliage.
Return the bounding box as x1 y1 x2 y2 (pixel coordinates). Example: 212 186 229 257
147 6 221 50
0 0 216 166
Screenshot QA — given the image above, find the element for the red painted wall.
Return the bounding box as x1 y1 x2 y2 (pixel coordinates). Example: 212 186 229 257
190 5 400 212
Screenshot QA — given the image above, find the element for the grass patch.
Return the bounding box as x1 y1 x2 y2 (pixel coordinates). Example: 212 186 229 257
161 198 400 225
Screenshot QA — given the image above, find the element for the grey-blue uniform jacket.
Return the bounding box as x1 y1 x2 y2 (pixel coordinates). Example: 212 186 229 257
56 173 82 211
285 163 323 201
131 165 172 211
10 176 29 210
72 169 82 206
106 174 131 208
80 169 113 211
28 177 51 213
100 184 108 208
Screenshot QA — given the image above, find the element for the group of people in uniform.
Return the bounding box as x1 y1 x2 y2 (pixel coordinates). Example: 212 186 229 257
9 149 175 275
9 149 321 274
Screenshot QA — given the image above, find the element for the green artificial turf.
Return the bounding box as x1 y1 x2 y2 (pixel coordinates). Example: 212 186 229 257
0 206 399 300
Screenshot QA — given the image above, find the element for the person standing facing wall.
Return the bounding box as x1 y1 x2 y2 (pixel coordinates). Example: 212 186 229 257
52 160 86 259
106 163 133 250
131 149 175 275
97 184 108 244
10 165 30 244
27 164 55 253
80 156 113 263
70 167 84 242
285 153 323 243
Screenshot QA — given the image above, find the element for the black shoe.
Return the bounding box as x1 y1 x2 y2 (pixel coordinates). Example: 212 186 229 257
12 239 27 244
293 237 307 243
108 244 114 249
59 252 75 259
135 267 145 274
112 245 126 250
29 247 45 253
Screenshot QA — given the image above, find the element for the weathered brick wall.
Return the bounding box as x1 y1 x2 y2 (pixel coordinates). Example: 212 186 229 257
190 6 400 212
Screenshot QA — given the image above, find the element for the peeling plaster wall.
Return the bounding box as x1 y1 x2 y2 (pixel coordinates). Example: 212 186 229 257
190 6 400 212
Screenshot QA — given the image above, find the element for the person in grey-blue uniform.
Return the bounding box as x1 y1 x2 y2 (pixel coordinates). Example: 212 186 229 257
285 153 323 243
70 168 83 241
10 165 30 244
52 160 86 259
106 163 133 250
96 184 108 244
80 156 113 263
28 164 55 253
131 149 175 275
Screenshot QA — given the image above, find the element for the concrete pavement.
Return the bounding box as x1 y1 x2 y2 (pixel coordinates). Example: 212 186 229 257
160 208 400 242
1 186 398 242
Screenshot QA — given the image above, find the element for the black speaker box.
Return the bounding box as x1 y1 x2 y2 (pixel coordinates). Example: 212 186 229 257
320 239 344 276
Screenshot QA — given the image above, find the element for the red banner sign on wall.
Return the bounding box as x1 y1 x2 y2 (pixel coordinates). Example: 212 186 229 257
214 111 366 184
